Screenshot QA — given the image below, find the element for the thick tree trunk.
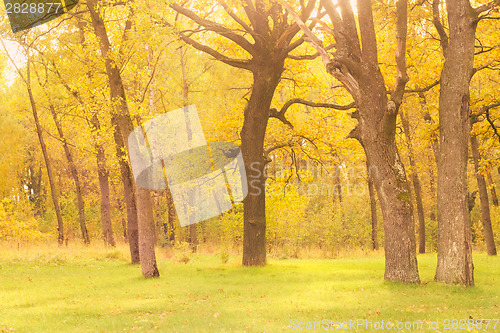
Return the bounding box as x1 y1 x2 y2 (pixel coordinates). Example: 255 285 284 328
48 104 90 245
434 1 475 285
470 134 497 255
367 162 379 251
355 62 419 283
88 0 158 277
400 111 426 253
241 65 283 266
26 62 64 245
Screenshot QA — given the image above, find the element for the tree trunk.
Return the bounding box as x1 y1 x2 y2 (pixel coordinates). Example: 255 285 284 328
115 196 128 242
421 94 438 226
165 187 176 245
112 115 139 262
486 171 499 206
26 60 64 245
179 46 198 253
88 0 158 277
343 3 420 278
357 92 419 282
153 190 163 243
136 187 160 277
48 104 90 244
470 134 497 255
367 162 379 251
96 142 115 247
434 1 475 285
333 164 343 203
400 111 426 253
92 114 116 247
241 65 283 266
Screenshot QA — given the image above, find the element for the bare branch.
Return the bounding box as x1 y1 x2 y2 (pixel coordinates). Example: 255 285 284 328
270 98 355 129
280 98 356 114
269 108 294 129
283 3 331 65
264 143 291 159
170 3 255 56
178 33 252 71
283 10 327 54
405 80 440 93
475 43 500 55
218 1 254 34
485 104 500 144
287 44 335 60
472 60 500 77
475 0 500 16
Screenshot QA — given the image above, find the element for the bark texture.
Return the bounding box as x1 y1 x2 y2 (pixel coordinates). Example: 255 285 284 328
434 0 476 285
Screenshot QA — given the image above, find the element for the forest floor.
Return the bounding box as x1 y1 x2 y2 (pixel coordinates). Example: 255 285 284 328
0 243 498 332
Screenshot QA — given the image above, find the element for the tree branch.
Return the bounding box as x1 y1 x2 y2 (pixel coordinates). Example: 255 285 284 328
357 0 379 64
472 60 500 77
475 0 500 16
170 3 255 56
270 98 356 129
218 1 254 34
432 0 448 49
391 0 409 107
264 143 291 160
178 33 252 70
287 44 335 60
405 80 440 93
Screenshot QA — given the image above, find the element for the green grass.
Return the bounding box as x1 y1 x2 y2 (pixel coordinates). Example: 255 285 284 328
0 244 498 332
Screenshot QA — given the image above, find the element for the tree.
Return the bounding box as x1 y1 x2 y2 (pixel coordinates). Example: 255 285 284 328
400 110 426 253
287 0 420 282
171 0 319 266
87 0 159 277
470 116 497 256
1 40 65 245
432 0 499 285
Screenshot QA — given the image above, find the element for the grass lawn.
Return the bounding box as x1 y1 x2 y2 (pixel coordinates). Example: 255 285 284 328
0 244 498 332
